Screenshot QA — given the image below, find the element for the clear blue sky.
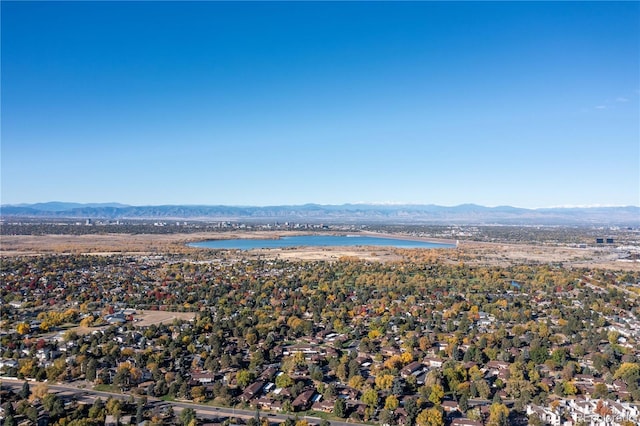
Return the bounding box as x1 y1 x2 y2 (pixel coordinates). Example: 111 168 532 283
2 1 639 208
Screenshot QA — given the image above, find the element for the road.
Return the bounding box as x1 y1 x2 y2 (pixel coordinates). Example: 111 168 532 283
0 378 361 426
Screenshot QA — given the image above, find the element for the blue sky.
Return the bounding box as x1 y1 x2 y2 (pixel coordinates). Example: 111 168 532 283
2 1 638 208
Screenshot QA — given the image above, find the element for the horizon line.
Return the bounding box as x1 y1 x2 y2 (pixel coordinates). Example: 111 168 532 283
2 201 639 210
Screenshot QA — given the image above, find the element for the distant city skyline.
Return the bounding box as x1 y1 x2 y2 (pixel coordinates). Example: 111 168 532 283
2 1 639 208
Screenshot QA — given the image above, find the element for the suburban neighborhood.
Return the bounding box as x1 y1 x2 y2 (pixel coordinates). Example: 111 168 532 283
1 241 639 426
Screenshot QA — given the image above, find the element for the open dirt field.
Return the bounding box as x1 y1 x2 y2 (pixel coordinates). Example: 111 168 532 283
70 310 196 335
456 241 640 271
1 231 638 270
132 309 196 327
0 231 301 256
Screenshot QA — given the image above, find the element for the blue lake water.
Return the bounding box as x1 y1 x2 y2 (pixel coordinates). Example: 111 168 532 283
188 235 456 250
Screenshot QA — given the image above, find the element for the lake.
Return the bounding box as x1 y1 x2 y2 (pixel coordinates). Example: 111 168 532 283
188 235 456 250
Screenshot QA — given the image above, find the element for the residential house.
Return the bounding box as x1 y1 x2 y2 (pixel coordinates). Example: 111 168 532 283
239 380 265 402
292 389 316 411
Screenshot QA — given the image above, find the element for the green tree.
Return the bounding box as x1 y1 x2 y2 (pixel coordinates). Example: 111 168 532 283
404 397 420 424
236 369 254 388
276 373 293 389
89 398 105 419
593 383 609 399
136 403 145 424
3 403 16 426
19 381 31 399
529 346 548 364
3 413 16 426
180 408 196 426
105 397 122 419
86 358 97 382
362 388 378 409
551 348 568 367
43 394 65 418
334 398 347 418
25 406 38 424
459 394 469 413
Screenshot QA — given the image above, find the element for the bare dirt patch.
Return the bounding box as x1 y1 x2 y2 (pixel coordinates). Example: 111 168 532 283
248 246 403 262
132 309 196 327
0 231 311 256
456 241 640 271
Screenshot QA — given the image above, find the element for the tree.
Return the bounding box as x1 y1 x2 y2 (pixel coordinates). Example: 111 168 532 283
459 394 469 413
19 381 31 399
31 382 49 401
105 397 122 418
16 322 31 335
505 379 536 400
25 406 38 424
3 402 16 426
276 373 293 389
487 403 509 426
375 374 395 391
475 379 491 399
236 369 254 388
3 412 16 426
379 409 395 426
362 388 378 409
416 408 444 426
529 346 548 364
309 365 323 382
334 398 347 418
551 348 568 367
528 414 545 426
324 383 337 399
593 382 609 399
385 395 399 411
429 383 444 405
89 398 105 419
614 363 640 384
43 394 65 418
191 386 206 402
136 402 145 424
348 375 365 389
86 358 97 382
594 399 612 418
80 315 95 327
114 364 132 388
180 408 196 426
562 381 578 396
404 396 419 418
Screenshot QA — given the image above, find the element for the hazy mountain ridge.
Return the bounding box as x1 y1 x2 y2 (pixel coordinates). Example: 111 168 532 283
1 203 638 225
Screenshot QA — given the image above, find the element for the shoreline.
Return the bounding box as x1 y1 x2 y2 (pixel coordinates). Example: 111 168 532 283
358 230 457 246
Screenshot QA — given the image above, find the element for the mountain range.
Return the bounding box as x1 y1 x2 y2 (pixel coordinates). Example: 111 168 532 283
1 202 639 225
